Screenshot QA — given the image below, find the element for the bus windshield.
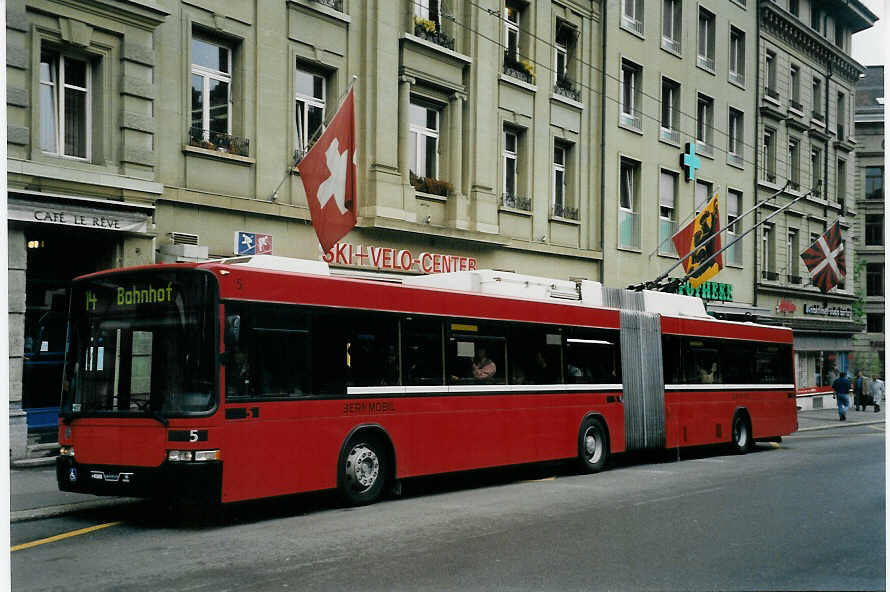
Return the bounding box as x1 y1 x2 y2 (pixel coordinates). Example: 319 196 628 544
61 269 218 418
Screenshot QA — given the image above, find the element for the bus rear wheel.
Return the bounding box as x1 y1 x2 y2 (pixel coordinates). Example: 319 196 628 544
578 417 609 473
731 412 752 454
339 435 387 506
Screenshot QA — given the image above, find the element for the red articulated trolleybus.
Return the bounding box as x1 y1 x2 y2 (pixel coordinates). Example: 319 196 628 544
57 256 797 506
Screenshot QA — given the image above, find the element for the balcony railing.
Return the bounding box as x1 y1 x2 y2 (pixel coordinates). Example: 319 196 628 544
621 15 644 35
554 76 581 102
661 36 680 53
620 110 642 132
696 139 713 157
503 52 535 85
727 152 743 167
500 193 532 212
660 126 680 144
762 169 777 183
697 54 715 71
309 0 343 10
761 270 779 281
618 209 640 249
188 127 250 157
552 202 579 221
764 86 780 101
787 275 803 284
413 20 455 51
729 70 745 86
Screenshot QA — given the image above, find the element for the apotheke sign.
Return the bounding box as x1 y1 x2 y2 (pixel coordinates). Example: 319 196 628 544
323 242 478 274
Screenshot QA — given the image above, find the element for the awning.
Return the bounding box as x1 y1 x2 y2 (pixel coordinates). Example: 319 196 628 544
794 334 855 352
8 190 154 234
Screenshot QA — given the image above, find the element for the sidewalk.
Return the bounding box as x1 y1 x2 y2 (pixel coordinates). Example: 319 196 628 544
9 406 884 523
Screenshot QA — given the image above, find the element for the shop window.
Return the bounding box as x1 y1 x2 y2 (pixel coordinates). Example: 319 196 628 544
39 49 90 159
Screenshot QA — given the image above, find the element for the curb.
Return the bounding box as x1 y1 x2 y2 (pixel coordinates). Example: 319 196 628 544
12 457 57 469
11 498 139 524
797 418 885 433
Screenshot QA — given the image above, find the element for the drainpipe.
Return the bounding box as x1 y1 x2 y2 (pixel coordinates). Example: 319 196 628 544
598 0 607 284
753 0 761 306
824 61 832 222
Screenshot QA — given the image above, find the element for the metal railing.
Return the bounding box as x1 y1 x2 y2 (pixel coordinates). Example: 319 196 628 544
660 127 680 143
622 15 644 35
500 193 532 212
787 274 803 284
503 52 534 84
620 110 642 131
696 139 713 157
729 70 745 86
552 202 580 220
309 0 343 10
188 127 250 157
761 270 779 281
697 54 715 71
554 76 581 102
661 36 680 53
413 22 455 51
727 152 743 167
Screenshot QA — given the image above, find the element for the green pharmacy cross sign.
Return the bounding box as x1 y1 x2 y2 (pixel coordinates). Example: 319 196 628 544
681 142 701 182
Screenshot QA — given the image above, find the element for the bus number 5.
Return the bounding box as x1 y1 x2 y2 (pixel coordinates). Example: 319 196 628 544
190 429 200 443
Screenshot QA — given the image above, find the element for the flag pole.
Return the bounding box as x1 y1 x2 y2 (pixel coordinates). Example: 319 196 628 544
629 181 790 291
668 188 815 292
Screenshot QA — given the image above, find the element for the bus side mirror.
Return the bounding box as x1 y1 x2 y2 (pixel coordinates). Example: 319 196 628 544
225 315 241 349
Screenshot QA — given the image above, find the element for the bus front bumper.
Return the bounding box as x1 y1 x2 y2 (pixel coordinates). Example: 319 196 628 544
56 456 222 503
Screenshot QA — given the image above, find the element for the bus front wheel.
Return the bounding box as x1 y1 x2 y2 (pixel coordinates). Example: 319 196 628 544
578 417 609 473
339 436 387 506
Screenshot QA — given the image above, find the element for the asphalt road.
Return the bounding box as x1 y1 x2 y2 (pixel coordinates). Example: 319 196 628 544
12 424 885 592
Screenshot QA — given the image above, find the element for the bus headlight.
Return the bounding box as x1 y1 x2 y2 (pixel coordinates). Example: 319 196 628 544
60 446 75 457
167 449 220 463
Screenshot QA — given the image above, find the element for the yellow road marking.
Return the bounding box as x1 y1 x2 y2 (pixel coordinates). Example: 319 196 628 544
523 477 557 483
11 521 121 552
768 442 781 449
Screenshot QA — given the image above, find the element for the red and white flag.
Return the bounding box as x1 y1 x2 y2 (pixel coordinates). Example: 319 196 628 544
801 221 846 293
297 87 357 253
672 193 723 289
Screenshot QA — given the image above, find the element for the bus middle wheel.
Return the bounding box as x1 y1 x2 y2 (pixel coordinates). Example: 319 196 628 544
578 416 610 473
731 412 752 454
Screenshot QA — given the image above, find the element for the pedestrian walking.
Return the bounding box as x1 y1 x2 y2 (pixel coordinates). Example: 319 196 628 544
854 369 866 411
872 375 884 413
833 371 852 421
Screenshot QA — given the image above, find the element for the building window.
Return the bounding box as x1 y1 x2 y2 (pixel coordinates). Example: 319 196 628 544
836 93 846 140
790 65 801 111
696 93 714 155
865 166 884 199
551 143 577 219
762 225 776 279
502 128 525 209
661 0 682 53
39 50 90 159
622 0 644 35
789 0 799 16
865 214 884 246
619 158 640 248
811 6 822 31
697 8 715 71
762 128 776 182
786 228 800 282
727 189 742 265
729 27 745 85
834 22 845 49
812 77 823 120
728 108 743 166
658 169 678 256
409 100 440 181
414 0 441 27
660 78 680 143
191 36 232 139
836 159 846 206
764 51 777 99
867 263 884 296
503 3 532 84
866 313 884 334
811 146 823 196
788 137 800 189
295 67 326 160
554 22 580 101
620 59 643 131
695 179 712 214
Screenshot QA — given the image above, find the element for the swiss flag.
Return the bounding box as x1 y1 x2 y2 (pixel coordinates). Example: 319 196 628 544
297 87 357 253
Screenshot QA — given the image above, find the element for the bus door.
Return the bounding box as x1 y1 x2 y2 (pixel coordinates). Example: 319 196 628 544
220 303 312 502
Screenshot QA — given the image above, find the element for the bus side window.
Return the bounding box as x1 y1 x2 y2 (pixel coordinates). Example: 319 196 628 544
404 318 444 386
348 314 400 388
684 338 720 384
721 340 754 384
662 335 682 384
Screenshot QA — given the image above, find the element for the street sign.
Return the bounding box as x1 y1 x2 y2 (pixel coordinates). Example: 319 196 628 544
234 231 273 255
